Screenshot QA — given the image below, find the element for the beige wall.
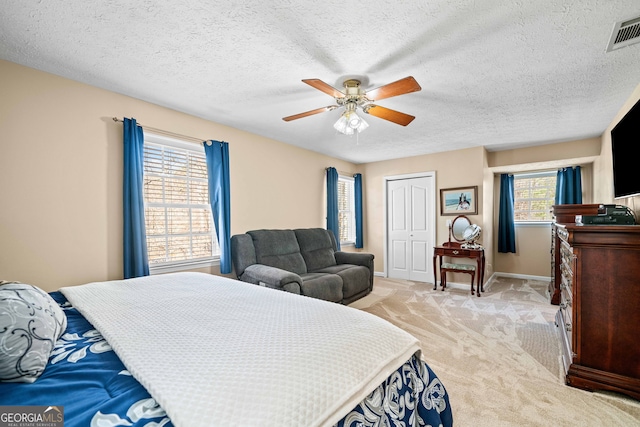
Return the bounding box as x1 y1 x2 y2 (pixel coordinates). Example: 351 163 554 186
594 82 640 212
2 59 635 292
488 139 599 277
361 146 487 278
359 138 602 280
493 224 553 276
487 137 601 169
0 60 356 291
481 148 495 278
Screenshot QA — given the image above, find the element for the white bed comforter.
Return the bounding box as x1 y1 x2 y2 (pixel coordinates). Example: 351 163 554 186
61 272 421 427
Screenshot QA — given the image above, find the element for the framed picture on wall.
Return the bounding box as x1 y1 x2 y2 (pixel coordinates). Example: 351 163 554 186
440 186 478 215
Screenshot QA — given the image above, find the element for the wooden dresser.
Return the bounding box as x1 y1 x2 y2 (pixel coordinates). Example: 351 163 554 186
555 223 640 400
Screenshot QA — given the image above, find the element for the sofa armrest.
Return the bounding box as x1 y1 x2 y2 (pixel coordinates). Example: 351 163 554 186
335 251 375 289
239 264 302 294
334 251 374 268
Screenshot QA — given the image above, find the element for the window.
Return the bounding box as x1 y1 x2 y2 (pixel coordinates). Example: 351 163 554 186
143 134 219 271
513 171 556 222
338 175 356 244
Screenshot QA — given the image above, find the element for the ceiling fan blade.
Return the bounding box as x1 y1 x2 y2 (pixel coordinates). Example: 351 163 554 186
363 104 416 126
365 76 421 101
282 105 337 122
302 79 346 98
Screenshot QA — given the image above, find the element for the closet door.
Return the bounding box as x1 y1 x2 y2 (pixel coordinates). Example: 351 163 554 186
386 175 434 282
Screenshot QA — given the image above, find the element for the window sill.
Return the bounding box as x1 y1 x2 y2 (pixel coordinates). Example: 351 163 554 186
149 257 219 275
515 221 552 227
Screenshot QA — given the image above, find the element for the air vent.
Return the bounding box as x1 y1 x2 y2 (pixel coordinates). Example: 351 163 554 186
606 16 640 52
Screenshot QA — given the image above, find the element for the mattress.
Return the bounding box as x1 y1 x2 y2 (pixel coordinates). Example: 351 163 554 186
0 272 452 427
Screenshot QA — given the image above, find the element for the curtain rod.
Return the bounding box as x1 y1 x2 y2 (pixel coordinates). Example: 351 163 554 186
112 117 207 145
326 167 359 177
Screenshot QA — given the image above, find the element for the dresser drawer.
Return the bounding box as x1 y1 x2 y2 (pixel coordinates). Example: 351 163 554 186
557 309 573 374
441 248 472 257
559 301 573 347
560 242 574 272
560 287 572 326
560 283 573 308
560 265 573 291
556 226 569 242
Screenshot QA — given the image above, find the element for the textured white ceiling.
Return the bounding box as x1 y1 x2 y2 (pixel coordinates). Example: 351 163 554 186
1 1 639 164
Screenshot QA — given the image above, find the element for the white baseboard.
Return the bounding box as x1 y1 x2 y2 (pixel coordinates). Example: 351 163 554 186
491 272 551 282
432 272 551 292
375 271 551 292
482 272 551 292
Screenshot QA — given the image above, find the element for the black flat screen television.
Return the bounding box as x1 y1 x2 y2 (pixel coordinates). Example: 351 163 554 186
611 98 640 199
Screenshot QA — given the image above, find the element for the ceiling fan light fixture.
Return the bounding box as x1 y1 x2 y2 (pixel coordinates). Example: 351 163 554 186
333 114 349 134
347 111 362 128
333 100 368 135
352 113 369 132
334 110 368 135
283 76 420 133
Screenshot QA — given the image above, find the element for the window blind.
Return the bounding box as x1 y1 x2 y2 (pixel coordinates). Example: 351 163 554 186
143 140 219 265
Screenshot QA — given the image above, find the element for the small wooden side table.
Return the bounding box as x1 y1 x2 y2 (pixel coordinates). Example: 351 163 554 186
433 242 485 296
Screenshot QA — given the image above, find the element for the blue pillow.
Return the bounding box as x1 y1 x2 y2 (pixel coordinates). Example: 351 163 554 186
0 281 67 383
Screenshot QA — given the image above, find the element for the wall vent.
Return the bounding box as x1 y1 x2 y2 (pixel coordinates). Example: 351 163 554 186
606 16 640 52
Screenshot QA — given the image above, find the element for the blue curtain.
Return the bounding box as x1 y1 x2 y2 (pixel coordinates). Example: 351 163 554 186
555 166 582 204
123 117 149 279
354 173 363 248
204 140 232 274
498 174 516 253
326 167 340 250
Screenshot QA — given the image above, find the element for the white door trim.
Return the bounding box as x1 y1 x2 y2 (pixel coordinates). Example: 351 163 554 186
383 171 437 280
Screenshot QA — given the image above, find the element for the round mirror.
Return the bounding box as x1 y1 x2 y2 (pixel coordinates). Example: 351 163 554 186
451 215 471 242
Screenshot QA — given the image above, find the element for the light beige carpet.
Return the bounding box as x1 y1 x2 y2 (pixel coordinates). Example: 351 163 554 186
350 276 640 426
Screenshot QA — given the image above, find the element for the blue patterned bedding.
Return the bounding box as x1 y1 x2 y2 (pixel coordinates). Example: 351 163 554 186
0 292 452 427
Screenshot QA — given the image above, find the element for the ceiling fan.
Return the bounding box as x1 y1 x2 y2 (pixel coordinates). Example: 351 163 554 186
282 76 421 135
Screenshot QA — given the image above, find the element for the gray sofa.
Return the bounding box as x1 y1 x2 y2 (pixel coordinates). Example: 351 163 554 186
231 228 374 304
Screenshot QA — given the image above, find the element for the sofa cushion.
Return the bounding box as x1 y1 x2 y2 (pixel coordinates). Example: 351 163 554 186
299 273 343 302
247 229 307 275
313 265 370 299
294 228 337 271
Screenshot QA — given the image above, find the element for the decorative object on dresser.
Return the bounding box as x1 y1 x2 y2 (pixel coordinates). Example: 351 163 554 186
554 223 640 400
433 215 485 296
576 204 636 225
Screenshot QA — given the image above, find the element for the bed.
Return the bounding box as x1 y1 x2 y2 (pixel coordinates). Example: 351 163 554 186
0 272 452 427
